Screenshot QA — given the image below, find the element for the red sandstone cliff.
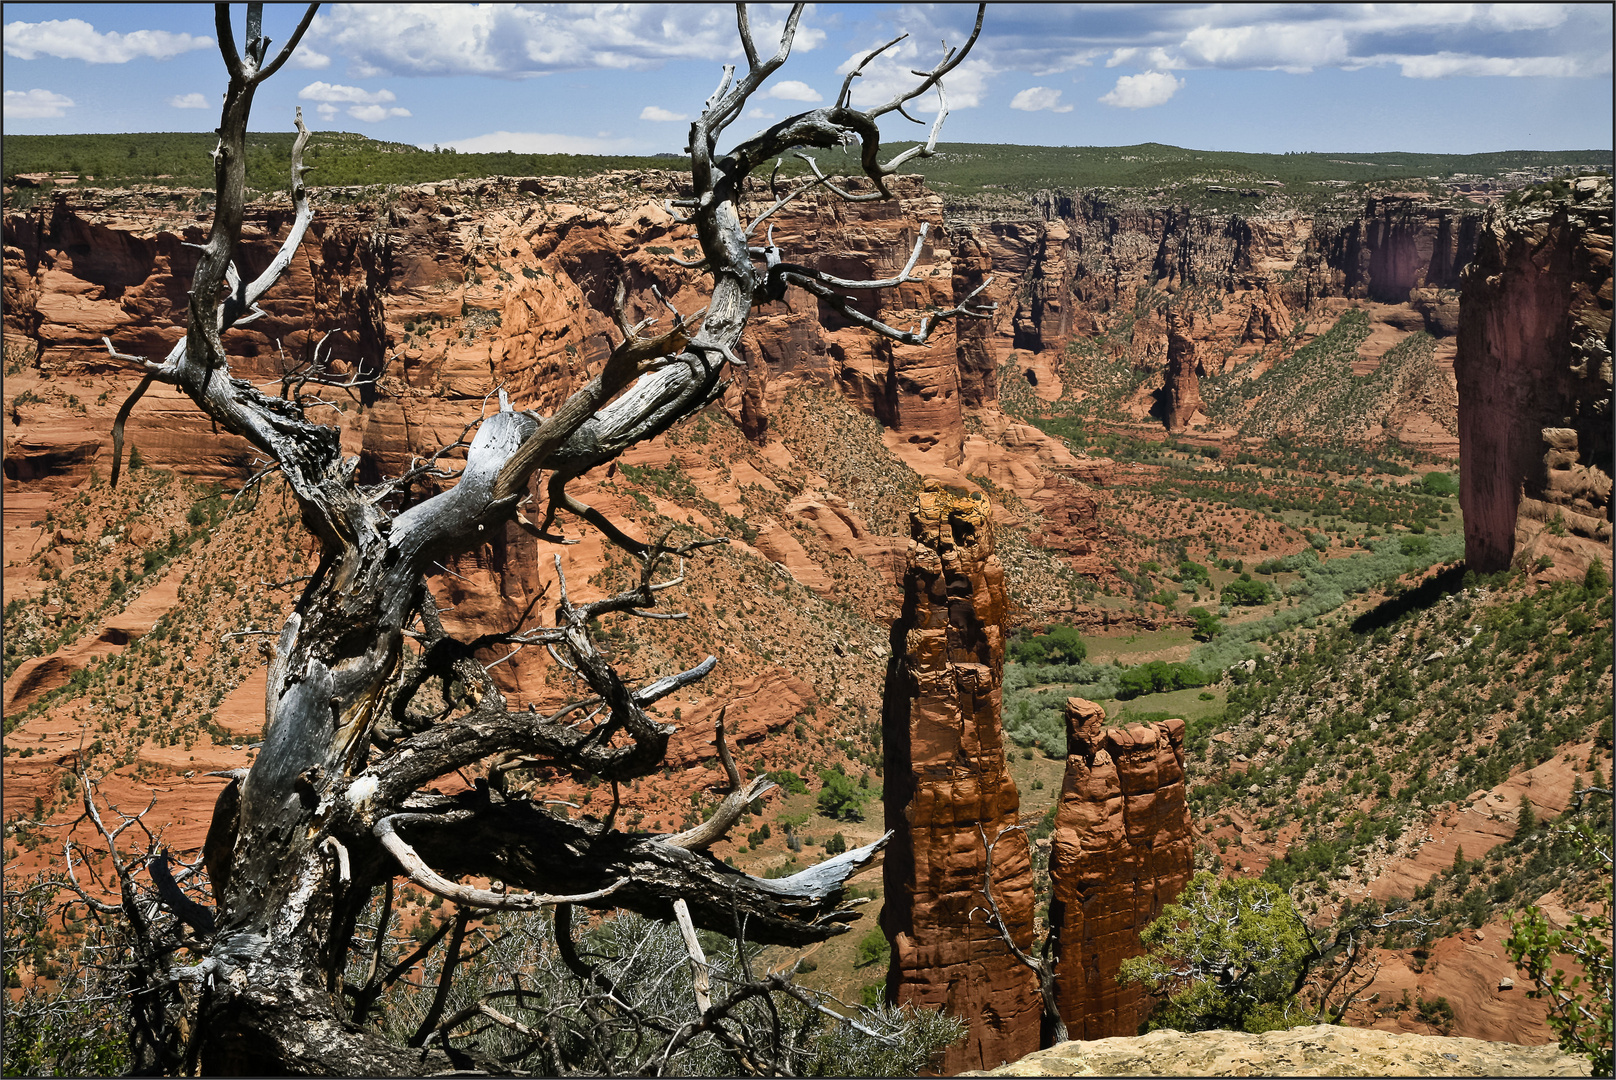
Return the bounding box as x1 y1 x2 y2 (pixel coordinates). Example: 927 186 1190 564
1456 175 1613 578
1049 697 1193 1039
881 481 1040 1074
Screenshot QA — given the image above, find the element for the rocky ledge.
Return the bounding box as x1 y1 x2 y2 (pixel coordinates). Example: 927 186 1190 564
963 1025 1588 1077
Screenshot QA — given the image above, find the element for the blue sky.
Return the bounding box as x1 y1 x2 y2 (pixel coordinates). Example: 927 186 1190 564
4 4 1611 155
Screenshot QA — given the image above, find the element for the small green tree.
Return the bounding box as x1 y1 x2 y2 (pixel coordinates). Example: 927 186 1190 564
1187 606 1222 641
1221 578 1274 607
1119 873 1311 1033
1518 795 1538 836
1505 791 1613 1077
816 769 864 821
1008 624 1087 665
1123 874 1434 1034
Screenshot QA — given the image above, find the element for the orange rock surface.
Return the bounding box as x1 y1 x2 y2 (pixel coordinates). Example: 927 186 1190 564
1456 175 1613 580
881 481 1040 1074
1049 697 1193 1039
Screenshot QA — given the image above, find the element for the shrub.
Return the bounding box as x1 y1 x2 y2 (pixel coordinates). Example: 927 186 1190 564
854 926 890 969
767 769 808 795
1187 607 1222 641
816 769 864 821
1116 660 1210 700
1222 578 1274 607
1008 624 1087 665
1119 872 1310 1034
1421 472 1458 497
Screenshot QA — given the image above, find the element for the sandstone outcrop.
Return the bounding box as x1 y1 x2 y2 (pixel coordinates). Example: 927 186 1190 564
1456 175 1613 578
1162 307 1204 431
1049 698 1193 1039
964 1024 1589 1077
881 481 1040 1074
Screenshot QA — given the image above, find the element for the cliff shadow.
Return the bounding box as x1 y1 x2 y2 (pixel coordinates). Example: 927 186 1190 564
1349 563 1468 635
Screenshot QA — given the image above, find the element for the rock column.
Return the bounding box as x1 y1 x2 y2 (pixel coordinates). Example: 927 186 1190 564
1163 308 1204 431
1457 176 1613 577
1049 698 1193 1038
882 480 1040 1074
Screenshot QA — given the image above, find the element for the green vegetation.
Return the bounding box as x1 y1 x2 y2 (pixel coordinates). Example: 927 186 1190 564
1116 661 1210 700
7 133 1606 213
1505 803 1614 1076
1187 607 1222 641
1222 576 1275 607
854 926 890 970
2 130 693 195
1192 568 1612 939
816 768 866 822
1120 873 1312 1033
1008 623 1087 665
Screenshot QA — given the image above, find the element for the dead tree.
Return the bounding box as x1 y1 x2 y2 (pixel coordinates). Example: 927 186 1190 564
92 3 991 1074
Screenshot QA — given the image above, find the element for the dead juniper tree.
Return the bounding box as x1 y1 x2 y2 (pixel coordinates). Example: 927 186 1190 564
86 3 992 1075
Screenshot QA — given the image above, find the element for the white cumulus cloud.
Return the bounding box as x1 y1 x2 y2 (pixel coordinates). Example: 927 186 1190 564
315 103 340 121
348 105 411 123
746 106 777 120
3 88 75 120
1384 51 1580 79
856 3 1608 88
1099 70 1184 108
1009 86 1072 113
437 131 647 154
764 79 822 102
290 47 332 70
640 105 688 122
835 36 991 112
311 4 823 78
298 81 397 105
167 92 210 110
2 18 213 63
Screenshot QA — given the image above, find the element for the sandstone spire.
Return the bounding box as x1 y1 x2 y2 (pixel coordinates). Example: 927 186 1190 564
1049 697 1194 1038
881 480 1041 1073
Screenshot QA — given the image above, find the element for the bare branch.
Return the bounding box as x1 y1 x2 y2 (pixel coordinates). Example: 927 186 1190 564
376 812 626 911
672 898 714 1013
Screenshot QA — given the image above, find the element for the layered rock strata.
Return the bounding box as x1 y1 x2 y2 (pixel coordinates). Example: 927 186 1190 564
1049 697 1193 1039
1456 176 1614 577
881 480 1040 1074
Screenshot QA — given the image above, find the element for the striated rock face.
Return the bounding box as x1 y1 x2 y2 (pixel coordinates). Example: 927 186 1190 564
1049 698 1193 1039
964 1024 1590 1077
1305 196 1482 305
881 480 1040 1075
1 173 983 490
1162 308 1203 431
1456 176 1614 578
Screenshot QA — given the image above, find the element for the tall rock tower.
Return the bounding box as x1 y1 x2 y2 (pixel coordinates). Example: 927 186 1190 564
881 481 1040 1074
1456 175 1613 578
1049 697 1194 1038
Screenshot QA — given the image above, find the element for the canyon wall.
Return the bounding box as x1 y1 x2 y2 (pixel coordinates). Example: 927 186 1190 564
880 481 1040 1074
1456 175 1614 578
6 178 1486 500
953 190 1478 447
1048 697 1193 1039
2 173 988 491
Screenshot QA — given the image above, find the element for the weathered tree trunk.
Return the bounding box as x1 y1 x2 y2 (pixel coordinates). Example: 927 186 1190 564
91 5 991 1073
